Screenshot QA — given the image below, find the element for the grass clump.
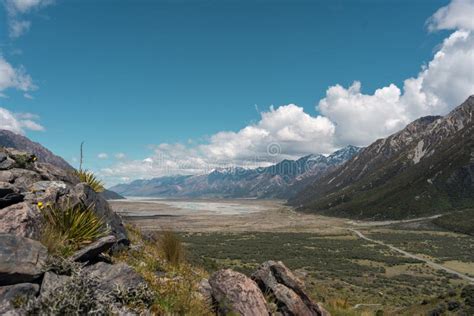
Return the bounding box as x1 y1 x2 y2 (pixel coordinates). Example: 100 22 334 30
74 169 105 193
112 224 212 315
40 202 109 256
157 230 185 266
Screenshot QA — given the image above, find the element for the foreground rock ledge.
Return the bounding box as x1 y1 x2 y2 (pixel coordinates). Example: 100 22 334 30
0 234 47 286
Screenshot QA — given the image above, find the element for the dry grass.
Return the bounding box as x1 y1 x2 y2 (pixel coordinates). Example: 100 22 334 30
112 224 212 315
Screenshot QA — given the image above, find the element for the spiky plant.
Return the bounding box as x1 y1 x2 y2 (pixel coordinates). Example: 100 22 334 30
75 169 105 193
40 202 109 254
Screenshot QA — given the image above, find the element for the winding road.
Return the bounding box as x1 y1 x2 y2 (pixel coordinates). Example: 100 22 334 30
349 228 474 283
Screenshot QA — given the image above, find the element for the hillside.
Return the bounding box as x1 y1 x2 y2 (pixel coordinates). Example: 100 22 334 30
289 96 474 220
109 145 361 198
0 130 124 200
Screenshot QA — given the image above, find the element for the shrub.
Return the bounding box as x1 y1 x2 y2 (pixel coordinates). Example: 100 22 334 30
24 264 114 315
40 202 109 256
158 230 185 266
74 169 105 193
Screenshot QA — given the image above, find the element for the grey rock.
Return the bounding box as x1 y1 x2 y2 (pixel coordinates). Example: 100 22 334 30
0 152 6 163
0 203 41 239
0 171 14 183
85 262 144 292
0 234 47 286
0 183 23 209
209 269 269 316
197 278 213 305
0 158 15 170
0 283 39 314
39 272 70 298
71 235 117 262
252 261 329 316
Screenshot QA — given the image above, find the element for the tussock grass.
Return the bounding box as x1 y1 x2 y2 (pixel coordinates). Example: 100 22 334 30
74 169 105 193
40 202 109 256
157 230 185 266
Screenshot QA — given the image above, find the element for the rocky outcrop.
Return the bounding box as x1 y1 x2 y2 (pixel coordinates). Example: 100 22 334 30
0 234 47 286
206 262 330 316
252 261 329 316
208 269 269 316
0 147 128 243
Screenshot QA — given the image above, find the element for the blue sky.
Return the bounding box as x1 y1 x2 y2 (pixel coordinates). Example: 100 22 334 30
1 0 473 185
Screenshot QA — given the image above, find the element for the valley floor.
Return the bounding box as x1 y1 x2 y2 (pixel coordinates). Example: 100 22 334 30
110 199 474 315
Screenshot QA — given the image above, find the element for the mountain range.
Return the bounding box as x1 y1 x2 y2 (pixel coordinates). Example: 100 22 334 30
109 145 361 199
289 96 474 219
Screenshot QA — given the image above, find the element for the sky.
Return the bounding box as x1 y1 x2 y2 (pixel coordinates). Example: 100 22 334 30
0 0 473 186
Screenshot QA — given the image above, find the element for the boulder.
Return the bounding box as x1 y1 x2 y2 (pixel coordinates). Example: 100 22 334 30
0 203 42 238
85 262 144 292
252 261 329 316
209 269 269 316
0 283 39 314
39 272 71 298
71 235 117 263
0 234 47 286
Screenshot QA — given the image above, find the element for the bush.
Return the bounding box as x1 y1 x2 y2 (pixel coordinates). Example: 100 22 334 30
74 170 105 193
158 230 185 266
40 202 109 256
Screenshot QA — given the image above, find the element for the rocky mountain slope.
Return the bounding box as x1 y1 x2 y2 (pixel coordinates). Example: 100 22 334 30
290 96 474 220
0 130 124 200
110 145 361 198
0 130 73 171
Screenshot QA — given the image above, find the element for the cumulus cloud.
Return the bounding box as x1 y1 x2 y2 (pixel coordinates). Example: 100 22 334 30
427 0 474 31
4 0 54 38
319 30 474 146
0 107 44 134
101 0 474 185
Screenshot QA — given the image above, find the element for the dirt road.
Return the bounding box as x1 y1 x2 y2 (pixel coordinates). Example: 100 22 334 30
349 228 474 283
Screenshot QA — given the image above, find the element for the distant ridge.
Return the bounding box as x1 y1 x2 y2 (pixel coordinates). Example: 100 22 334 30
289 96 474 220
109 145 362 199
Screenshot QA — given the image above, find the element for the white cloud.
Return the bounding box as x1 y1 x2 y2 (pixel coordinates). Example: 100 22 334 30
427 0 474 31
0 57 35 93
97 153 108 159
319 28 474 146
101 0 474 185
4 0 54 38
0 107 44 134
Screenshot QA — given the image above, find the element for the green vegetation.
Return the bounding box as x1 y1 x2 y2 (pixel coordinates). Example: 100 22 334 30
40 202 109 256
181 231 470 312
112 225 211 315
433 209 474 236
367 231 474 263
74 169 105 193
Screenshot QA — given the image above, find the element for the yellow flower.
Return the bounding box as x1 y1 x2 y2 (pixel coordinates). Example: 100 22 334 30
37 202 44 209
